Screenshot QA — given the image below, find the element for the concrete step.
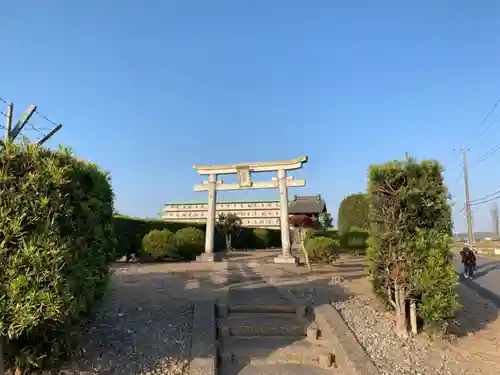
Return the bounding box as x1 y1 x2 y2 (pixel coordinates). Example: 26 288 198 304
219 313 310 338
229 286 294 306
219 336 333 367
221 363 340 375
224 304 307 316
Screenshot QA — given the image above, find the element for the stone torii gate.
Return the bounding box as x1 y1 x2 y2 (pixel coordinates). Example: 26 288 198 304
193 156 308 264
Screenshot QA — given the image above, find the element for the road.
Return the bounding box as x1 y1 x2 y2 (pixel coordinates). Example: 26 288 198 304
453 251 500 307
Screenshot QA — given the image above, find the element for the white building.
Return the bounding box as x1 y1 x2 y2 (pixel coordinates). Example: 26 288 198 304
162 195 327 229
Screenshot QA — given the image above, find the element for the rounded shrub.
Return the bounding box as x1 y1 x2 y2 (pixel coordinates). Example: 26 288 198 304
0 142 115 370
340 227 370 255
305 236 340 264
171 227 205 260
142 229 174 259
253 228 270 248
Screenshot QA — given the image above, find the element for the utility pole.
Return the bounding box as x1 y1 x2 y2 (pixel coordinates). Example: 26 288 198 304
462 148 475 247
492 203 500 238
4 103 13 140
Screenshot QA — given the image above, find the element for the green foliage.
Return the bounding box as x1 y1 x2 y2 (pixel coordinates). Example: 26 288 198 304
113 215 282 259
366 156 458 334
216 213 242 250
0 142 115 370
317 212 333 230
340 227 370 255
171 227 205 260
216 213 242 234
305 236 340 264
253 228 270 248
320 229 339 240
338 193 369 232
113 216 207 260
411 229 461 332
142 229 174 259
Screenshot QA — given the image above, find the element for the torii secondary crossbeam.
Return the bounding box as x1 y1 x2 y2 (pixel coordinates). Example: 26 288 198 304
192 156 308 264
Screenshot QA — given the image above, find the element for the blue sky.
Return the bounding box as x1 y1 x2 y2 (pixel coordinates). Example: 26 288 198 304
2 1 500 233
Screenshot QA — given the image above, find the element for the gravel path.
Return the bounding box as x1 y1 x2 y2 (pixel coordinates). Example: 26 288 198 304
54 270 194 375
283 278 474 375
332 297 464 375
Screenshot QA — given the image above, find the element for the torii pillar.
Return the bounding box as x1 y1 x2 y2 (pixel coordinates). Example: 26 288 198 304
193 156 308 263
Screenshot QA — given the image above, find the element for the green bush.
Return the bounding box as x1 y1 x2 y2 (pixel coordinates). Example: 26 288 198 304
114 215 283 259
171 227 205 260
315 229 339 240
253 228 270 248
0 142 115 370
113 216 208 260
305 236 339 264
367 157 460 336
142 229 174 259
338 193 369 232
340 228 370 254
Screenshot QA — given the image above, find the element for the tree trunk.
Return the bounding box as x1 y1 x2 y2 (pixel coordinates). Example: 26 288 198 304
225 233 232 252
410 300 418 335
299 227 312 271
394 282 409 338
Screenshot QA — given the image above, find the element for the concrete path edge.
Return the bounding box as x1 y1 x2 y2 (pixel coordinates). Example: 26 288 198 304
189 300 217 375
278 289 381 375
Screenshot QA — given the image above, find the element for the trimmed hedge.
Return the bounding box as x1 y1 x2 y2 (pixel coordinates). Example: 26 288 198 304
339 228 370 255
305 236 340 264
338 193 369 232
0 142 115 370
253 228 270 248
310 229 369 254
113 216 282 260
367 157 459 335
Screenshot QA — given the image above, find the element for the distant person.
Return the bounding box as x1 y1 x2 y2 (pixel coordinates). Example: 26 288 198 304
460 246 476 279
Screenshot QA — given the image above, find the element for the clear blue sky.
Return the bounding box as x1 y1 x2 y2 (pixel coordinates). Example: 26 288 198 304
2 1 500 233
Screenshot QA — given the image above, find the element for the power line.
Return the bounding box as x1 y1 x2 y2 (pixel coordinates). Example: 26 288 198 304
470 188 500 204
470 98 500 140
472 141 500 167
457 188 500 213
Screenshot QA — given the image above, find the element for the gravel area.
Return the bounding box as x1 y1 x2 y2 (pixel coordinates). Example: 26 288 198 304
284 281 470 375
332 297 463 375
54 272 194 375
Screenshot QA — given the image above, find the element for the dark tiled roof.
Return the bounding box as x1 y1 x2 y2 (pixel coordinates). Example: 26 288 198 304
288 195 327 214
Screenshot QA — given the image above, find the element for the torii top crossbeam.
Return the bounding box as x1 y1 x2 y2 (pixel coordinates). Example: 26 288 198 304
192 156 308 175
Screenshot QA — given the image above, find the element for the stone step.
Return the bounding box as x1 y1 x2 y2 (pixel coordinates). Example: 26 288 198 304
219 313 310 338
219 336 333 367
225 304 307 316
229 286 293 306
221 363 340 375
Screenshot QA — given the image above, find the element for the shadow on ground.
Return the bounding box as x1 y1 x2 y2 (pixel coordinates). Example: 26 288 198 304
447 253 500 338
48 250 357 375
44 249 500 374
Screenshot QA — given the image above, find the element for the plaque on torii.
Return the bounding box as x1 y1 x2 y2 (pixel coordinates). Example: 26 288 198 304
192 156 308 264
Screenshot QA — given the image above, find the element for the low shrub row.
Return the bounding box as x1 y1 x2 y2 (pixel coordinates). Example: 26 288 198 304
305 236 340 263
142 227 205 260
300 228 370 264
113 216 282 260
